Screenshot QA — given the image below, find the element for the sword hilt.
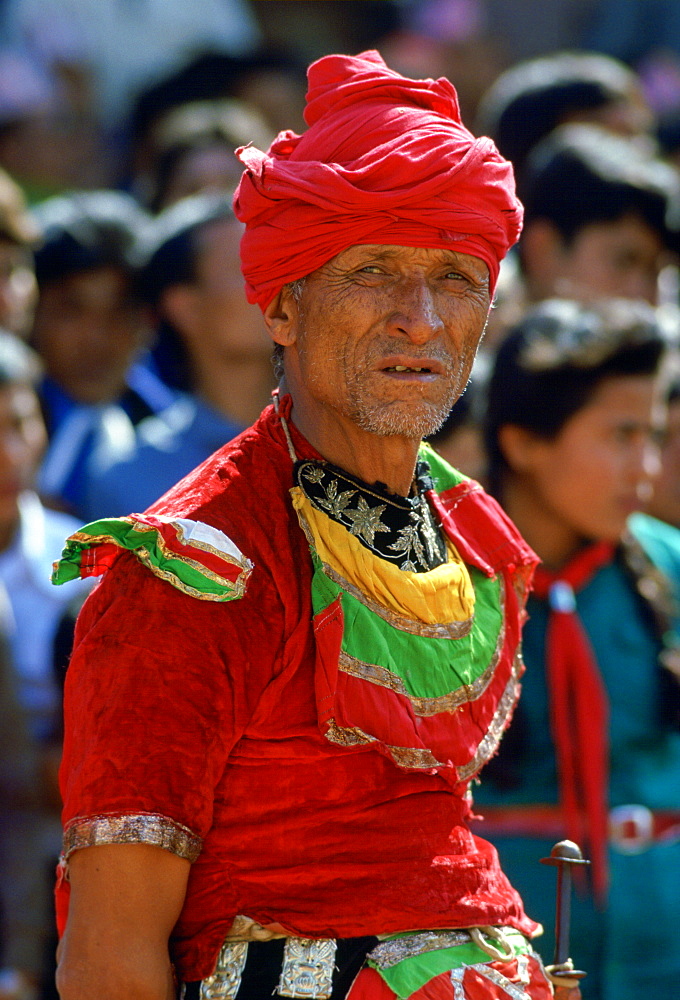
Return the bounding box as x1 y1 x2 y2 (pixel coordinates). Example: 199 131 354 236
540 840 589 990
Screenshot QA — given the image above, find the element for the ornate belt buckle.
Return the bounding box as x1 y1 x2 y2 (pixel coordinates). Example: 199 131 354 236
198 940 249 999
609 804 653 854
277 937 337 998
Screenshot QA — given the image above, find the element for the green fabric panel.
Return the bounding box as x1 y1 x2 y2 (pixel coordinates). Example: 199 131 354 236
369 932 529 998
310 552 502 699
52 518 242 601
52 555 83 586
419 442 466 494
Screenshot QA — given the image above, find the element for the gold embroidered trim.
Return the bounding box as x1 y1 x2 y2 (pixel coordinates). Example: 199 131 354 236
133 548 242 602
325 719 377 747
338 580 505 718
387 744 443 769
468 966 530 1000
456 647 524 782
72 521 252 601
160 521 249 569
338 649 497 716
296 506 474 639
325 720 442 769
324 561 474 638
337 578 506 716
135 523 252 597
369 931 474 969
62 812 202 862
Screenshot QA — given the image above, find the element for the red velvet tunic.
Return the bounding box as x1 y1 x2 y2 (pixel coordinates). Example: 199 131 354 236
57 400 538 982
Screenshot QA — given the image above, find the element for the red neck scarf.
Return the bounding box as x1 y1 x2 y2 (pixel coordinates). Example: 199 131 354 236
532 541 615 900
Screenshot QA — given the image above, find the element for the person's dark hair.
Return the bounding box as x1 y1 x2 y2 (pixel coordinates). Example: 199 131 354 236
126 47 306 182
148 98 273 213
32 190 149 287
484 297 672 496
0 328 42 387
520 124 680 252
137 191 234 303
138 192 235 389
476 50 646 185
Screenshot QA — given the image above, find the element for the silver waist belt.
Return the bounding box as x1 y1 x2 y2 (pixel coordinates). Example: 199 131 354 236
182 935 338 1000
181 922 523 1000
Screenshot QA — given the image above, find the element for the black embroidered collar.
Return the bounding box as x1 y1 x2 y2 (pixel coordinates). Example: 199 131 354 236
295 458 447 572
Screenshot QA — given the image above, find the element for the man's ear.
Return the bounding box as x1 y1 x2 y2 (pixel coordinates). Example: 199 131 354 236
263 286 298 346
498 424 544 474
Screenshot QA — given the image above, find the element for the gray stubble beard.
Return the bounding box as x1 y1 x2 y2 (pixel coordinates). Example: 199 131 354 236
348 347 478 439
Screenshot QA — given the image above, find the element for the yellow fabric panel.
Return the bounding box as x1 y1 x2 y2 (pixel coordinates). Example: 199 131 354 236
291 487 475 626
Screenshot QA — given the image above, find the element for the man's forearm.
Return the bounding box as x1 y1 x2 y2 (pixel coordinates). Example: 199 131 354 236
56 946 176 1000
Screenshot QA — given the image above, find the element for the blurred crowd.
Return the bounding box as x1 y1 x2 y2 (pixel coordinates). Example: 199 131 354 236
1 1 680 999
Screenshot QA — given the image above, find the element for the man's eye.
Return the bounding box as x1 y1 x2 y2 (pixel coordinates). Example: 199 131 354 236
359 266 383 274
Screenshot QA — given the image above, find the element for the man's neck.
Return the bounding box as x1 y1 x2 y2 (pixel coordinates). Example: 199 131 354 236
287 395 420 497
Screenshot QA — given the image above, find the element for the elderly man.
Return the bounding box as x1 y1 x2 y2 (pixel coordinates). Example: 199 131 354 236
53 52 565 1000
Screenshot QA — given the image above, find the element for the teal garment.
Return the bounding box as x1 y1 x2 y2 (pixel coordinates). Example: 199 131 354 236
473 514 680 1000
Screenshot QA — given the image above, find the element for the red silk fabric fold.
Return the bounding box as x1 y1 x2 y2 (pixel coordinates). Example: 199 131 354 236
532 542 615 900
234 50 523 310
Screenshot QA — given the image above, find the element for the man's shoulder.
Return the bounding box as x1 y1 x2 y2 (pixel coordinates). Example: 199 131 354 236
53 405 304 607
148 407 289 526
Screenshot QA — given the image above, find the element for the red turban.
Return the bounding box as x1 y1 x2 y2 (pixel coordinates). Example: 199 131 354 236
234 50 523 310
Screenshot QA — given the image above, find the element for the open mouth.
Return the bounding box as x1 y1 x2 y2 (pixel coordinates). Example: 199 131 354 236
383 365 433 373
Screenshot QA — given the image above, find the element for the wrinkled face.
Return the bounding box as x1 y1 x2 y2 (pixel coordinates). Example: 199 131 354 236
32 266 147 404
276 244 491 440
510 374 665 553
0 382 46 534
555 213 668 305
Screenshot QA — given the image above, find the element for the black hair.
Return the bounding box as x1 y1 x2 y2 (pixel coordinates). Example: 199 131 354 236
520 124 680 252
137 191 235 303
476 50 644 185
485 298 672 496
147 98 272 214
0 328 41 387
127 47 306 156
137 192 236 389
32 190 149 287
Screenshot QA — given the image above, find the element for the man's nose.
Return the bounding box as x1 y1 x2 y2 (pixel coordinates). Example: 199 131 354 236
386 279 444 344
